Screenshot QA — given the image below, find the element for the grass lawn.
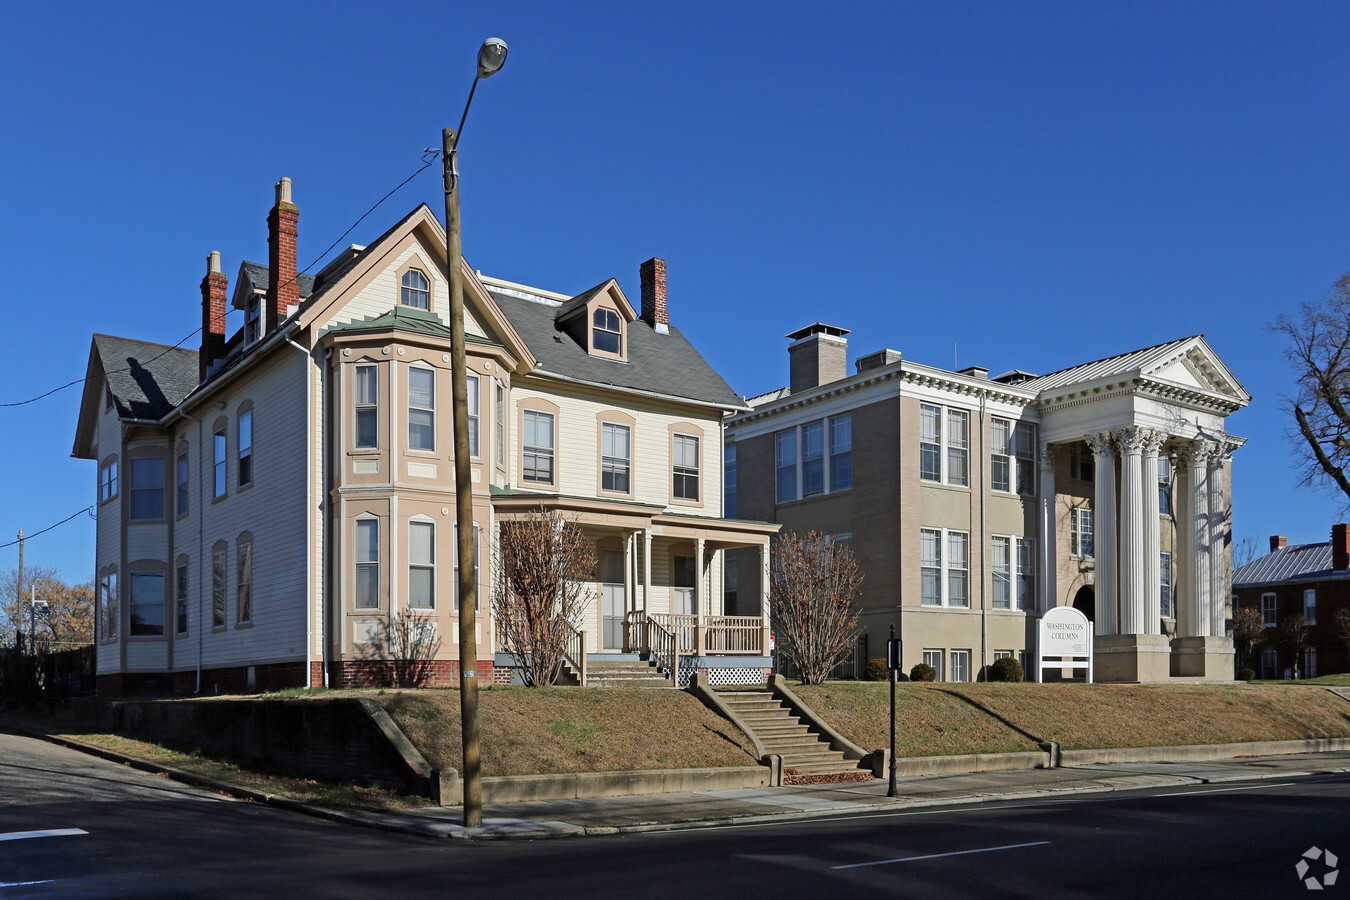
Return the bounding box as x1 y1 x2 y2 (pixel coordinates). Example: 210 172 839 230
366 686 759 776
1247 674 1350 687
796 682 1350 754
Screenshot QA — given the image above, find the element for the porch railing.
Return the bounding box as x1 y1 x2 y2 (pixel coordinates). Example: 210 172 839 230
646 617 679 684
651 614 766 655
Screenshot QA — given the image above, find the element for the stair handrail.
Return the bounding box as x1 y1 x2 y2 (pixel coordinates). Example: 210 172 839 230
686 672 769 760
563 624 587 687
646 616 680 686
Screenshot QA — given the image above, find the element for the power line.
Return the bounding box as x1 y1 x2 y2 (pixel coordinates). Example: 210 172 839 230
1 153 441 409
1 507 95 550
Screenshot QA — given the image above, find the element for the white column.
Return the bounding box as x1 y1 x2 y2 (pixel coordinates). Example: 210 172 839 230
761 539 772 623
1182 441 1212 637
623 530 633 616
695 538 706 619
1141 431 1166 635
1115 428 1146 635
1086 433 1117 635
642 530 653 617
1038 443 1059 612
1208 443 1231 637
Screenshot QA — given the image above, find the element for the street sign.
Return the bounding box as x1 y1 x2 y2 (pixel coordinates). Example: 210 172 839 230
887 637 902 671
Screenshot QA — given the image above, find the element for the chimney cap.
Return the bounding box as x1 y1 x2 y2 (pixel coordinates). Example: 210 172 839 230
207 250 221 275
786 323 850 342
275 176 293 206
959 365 989 379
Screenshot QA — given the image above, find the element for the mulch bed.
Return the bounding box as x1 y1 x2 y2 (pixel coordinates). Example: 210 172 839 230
783 768 875 785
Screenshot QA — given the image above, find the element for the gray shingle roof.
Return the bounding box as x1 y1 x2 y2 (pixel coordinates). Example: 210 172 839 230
240 261 316 299
93 334 199 421
487 289 744 409
1233 542 1350 587
322 306 498 346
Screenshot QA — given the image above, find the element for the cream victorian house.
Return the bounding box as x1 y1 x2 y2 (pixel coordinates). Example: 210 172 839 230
72 178 775 695
725 324 1250 683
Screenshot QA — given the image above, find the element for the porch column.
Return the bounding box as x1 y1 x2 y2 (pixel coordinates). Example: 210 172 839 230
694 538 706 655
761 538 772 654
642 530 653 618
1208 442 1231 637
1085 432 1117 635
1038 443 1058 612
1115 428 1146 635
1141 430 1166 635
1181 441 1212 637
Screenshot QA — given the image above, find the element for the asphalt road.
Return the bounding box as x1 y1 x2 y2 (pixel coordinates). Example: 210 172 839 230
2 730 1343 898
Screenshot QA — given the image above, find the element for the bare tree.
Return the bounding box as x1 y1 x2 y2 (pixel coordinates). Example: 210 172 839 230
1275 614 1312 679
1231 606 1264 671
1274 274 1350 502
1232 536 1260 569
492 508 596 687
770 532 862 685
349 608 443 688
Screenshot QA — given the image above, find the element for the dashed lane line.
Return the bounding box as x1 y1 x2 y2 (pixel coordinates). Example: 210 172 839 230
0 829 88 842
832 840 1052 870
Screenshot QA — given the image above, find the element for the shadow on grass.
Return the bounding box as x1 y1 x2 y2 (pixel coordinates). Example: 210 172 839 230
934 688 1045 749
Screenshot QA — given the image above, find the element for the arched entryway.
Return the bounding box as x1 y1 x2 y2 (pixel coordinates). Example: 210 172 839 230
1072 586 1095 623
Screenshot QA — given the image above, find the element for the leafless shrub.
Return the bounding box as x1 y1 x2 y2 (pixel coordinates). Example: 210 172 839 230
492 508 596 687
770 532 862 685
352 609 443 688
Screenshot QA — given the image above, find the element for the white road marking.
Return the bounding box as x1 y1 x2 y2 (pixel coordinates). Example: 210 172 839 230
1153 783 1295 797
1 881 57 888
832 840 1052 869
0 829 88 842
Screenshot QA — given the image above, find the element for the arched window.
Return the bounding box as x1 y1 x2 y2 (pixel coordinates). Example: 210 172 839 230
401 269 430 310
592 308 621 355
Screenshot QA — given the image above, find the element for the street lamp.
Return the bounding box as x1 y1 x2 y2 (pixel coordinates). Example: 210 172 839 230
444 36 508 830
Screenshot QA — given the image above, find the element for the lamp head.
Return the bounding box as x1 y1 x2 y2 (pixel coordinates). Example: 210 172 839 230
477 38 508 78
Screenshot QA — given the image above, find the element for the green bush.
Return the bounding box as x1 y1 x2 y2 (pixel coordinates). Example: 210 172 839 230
1237 667 1256 682
988 657 1024 683
863 659 889 682
909 662 936 682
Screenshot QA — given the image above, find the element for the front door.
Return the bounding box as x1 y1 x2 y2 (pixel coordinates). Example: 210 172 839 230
600 550 625 651
673 555 697 651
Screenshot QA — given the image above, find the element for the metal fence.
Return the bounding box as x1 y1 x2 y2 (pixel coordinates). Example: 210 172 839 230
773 633 869 682
0 642 96 708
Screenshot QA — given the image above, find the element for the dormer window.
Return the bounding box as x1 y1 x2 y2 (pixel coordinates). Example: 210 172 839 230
401 270 430 310
593 308 621 355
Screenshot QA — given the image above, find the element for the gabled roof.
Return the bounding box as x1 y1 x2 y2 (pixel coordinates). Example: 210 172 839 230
1234 542 1350 587
237 261 316 301
92 334 199 420
553 280 635 323
322 306 498 346
1022 334 1250 402
487 289 744 409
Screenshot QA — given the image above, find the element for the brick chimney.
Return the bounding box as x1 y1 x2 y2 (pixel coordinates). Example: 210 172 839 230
787 323 850 393
640 257 668 333
267 176 299 333
1333 524 1350 571
1270 535 1287 553
200 251 228 382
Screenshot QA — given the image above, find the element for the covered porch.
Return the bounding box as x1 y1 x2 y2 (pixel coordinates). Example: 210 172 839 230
491 492 778 685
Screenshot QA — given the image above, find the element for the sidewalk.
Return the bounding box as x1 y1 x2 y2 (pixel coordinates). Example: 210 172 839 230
356 750 1350 840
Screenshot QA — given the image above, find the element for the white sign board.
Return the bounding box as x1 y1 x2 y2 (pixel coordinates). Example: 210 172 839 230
1036 606 1094 683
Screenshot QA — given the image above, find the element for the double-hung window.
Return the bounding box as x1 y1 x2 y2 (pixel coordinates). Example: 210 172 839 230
176 452 189 516
129 457 165 521
1261 592 1276 627
1016 538 1035 610
409 521 435 609
454 523 481 611
401 269 430 309
355 365 378 449
213 429 227 498
921 527 970 607
523 410 555 484
245 295 261 343
1160 551 1173 618
99 459 118 503
829 415 852 490
593 308 621 355
495 382 505 465
408 367 435 451
175 563 189 635
992 536 1012 609
775 430 797 503
466 373 480 456
920 405 969 486
1071 506 1094 557
1158 457 1172 515
356 519 379 609
673 434 700 501
992 419 1035 494
236 540 252 624
922 649 944 681
601 422 631 493
801 422 824 495
237 410 253 487
774 415 853 502
1304 589 1316 625
101 572 118 640
947 410 969 487
129 571 164 636
212 545 227 627
724 444 737 519
920 404 942 482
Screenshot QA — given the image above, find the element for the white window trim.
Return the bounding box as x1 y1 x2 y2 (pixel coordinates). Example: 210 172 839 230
1303 588 1316 626
407 364 436 452
354 363 379 450
1071 505 1094 558
991 534 1035 611
920 403 970 487
355 515 381 611
990 417 1036 496
774 414 854 503
922 648 944 681
673 433 701 502
921 527 970 608
409 517 436 610
1261 592 1277 628
950 649 971 683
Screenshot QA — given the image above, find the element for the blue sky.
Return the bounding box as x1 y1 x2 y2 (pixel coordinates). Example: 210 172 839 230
2 0 1347 581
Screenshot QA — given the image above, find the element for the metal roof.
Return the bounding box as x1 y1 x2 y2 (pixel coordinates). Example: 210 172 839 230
1233 541 1350 587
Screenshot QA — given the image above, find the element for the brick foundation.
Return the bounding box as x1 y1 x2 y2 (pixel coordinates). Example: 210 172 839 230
333 659 496 689
97 662 308 698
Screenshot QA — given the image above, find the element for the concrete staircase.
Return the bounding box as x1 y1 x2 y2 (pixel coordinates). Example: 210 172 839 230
716 689 865 776
583 658 673 688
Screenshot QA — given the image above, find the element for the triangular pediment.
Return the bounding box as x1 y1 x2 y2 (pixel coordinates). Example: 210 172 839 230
1141 337 1249 401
